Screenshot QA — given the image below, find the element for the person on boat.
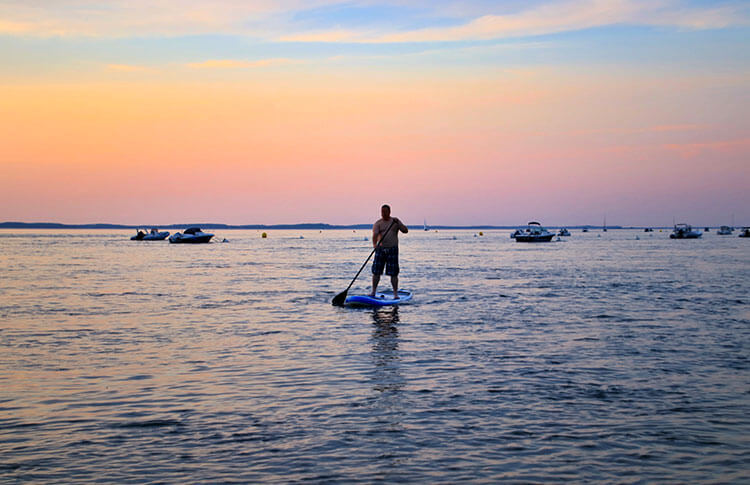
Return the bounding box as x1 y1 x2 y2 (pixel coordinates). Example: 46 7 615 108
370 204 408 298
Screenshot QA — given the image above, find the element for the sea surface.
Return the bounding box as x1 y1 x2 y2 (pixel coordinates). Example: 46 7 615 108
1 228 748 483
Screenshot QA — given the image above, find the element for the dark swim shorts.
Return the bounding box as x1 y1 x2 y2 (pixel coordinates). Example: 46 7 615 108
372 246 399 276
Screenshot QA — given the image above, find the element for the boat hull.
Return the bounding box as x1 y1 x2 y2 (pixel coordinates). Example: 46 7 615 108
515 234 554 242
168 235 213 244
142 232 169 241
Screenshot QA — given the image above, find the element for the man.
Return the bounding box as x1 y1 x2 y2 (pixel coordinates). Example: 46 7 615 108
371 204 408 297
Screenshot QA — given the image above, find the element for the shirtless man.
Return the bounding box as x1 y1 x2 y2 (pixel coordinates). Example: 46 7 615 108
371 204 408 297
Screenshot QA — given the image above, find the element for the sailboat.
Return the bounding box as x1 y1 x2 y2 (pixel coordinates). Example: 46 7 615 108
603 215 607 232
423 219 429 231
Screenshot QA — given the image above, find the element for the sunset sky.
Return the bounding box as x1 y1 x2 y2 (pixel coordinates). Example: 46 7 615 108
1 0 748 226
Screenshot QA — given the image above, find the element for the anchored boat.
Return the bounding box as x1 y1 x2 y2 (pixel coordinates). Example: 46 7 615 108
669 224 702 239
131 228 170 241
168 227 214 244
515 222 555 242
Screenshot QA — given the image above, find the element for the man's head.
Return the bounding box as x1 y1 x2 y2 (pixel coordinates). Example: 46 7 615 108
381 204 391 219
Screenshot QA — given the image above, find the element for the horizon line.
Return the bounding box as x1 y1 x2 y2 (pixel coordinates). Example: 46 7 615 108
0 221 682 230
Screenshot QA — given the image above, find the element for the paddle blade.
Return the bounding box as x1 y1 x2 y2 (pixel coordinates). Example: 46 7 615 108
332 289 348 306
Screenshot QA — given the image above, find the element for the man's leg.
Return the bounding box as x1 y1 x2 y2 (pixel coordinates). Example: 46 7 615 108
371 274 380 296
391 275 398 298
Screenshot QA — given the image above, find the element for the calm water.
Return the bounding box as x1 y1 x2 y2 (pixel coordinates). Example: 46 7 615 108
1 229 748 483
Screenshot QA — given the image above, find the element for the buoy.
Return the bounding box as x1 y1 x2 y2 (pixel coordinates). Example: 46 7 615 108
479 231 484 236
261 232 267 238
299 236 304 239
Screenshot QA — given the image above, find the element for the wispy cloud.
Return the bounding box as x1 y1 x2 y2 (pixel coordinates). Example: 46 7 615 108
279 0 750 43
185 58 294 69
663 138 750 159
0 0 339 37
0 0 746 39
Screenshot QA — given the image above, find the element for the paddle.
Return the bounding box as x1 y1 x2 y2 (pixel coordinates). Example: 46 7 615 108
332 218 397 306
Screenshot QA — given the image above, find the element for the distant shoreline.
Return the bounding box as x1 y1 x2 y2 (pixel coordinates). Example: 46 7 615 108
2 221 637 230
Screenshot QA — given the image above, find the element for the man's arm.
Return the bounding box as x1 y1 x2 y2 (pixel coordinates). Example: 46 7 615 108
372 223 380 248
395 218 408 233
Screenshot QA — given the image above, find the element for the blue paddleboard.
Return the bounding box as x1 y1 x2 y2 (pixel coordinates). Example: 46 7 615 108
345 290 412 307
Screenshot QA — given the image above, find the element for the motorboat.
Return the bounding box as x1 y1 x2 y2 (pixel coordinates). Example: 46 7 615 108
168 227 214 244
558 228 571 236
717 225 733 235
515 222 555 242
704 227 710 232
131 228 169 241
739 227 750 238
669 224 702 239
582 228 589 233
644 228 654 232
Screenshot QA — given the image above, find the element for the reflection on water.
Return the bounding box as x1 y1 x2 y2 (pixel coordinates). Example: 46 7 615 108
371 307 402 394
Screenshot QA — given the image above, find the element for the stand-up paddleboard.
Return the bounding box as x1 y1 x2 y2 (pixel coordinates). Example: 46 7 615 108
345 290 412 307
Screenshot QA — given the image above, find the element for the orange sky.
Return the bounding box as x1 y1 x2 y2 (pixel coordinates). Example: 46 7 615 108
0 1 748 225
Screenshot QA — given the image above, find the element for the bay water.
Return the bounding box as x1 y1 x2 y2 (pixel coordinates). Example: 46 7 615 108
1 229 748 483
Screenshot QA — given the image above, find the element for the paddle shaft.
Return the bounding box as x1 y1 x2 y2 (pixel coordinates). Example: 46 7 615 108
341 218 398 295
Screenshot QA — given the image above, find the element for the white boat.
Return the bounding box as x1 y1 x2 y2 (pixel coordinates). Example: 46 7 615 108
168 227 214 244
717 225 733 235
670 224 702 239
558 228 571 236
131 228 169 241
423 219 429 231
515 222 555 242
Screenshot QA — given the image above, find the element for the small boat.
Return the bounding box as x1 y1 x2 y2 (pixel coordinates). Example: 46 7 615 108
168 227 214 244
515 222 555 242
582 228 589 233
739 227 750 238
669 224 702 239
131 228 169 241
644 228 653 232
558 228 571 237
423 219 429 231
717 225 733 235
704 227 710 232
